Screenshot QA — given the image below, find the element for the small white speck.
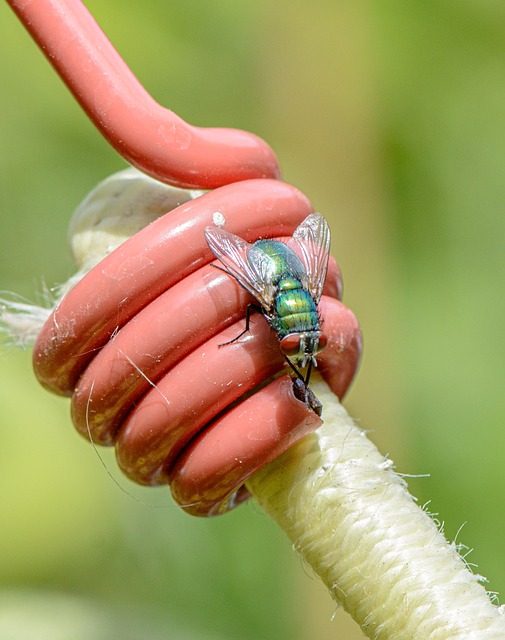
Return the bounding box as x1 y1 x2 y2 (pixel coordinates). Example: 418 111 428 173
212 211 226 227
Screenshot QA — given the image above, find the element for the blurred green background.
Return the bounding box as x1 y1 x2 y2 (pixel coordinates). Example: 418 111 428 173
1 1 504 638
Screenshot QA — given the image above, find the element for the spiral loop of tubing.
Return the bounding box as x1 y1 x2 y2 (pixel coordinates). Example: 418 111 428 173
33 178 361 515
10 0 363 515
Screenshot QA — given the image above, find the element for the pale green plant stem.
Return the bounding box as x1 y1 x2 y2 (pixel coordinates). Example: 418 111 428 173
248 376 505 639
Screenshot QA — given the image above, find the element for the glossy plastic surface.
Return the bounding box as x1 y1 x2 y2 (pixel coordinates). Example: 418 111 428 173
6 0 280 189
32 177 361 515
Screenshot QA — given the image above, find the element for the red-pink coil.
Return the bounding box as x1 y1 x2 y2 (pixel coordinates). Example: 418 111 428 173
33 179 361 516
12 0 362 515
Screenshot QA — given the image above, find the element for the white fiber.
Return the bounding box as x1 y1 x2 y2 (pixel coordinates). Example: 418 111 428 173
247 377 505 639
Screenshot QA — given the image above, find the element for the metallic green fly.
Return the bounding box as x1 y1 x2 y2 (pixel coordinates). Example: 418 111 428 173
204 213 330 391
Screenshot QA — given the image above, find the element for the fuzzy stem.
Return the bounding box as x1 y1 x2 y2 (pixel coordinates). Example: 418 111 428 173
247 377 505 639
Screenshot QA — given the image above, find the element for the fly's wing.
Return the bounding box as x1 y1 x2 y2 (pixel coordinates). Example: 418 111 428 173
204 226 276 310
290 213 331 303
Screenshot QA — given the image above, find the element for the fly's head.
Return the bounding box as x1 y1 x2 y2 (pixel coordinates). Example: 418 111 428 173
279 330 328 369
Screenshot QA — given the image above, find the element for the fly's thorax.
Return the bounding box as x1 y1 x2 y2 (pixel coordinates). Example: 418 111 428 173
253 239 305 285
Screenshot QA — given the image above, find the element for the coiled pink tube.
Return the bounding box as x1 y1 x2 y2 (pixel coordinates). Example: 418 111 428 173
11 0 362 515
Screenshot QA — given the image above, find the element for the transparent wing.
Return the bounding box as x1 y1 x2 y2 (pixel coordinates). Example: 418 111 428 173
204 226 276 310
290 213 331 303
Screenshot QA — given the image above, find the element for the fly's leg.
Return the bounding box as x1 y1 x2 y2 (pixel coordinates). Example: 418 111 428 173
285 357 314 403
218 304 263 347
284 356 305 384
304 358 313 388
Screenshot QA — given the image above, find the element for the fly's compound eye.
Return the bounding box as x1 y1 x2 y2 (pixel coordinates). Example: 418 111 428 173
316 332 328 354
280 334 302 358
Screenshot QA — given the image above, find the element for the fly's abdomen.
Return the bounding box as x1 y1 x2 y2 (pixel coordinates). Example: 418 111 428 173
252 242 320 336
273 280 319 337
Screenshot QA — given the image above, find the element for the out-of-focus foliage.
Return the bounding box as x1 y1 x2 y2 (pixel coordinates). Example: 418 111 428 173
374 1 505 594
0 2 504 639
